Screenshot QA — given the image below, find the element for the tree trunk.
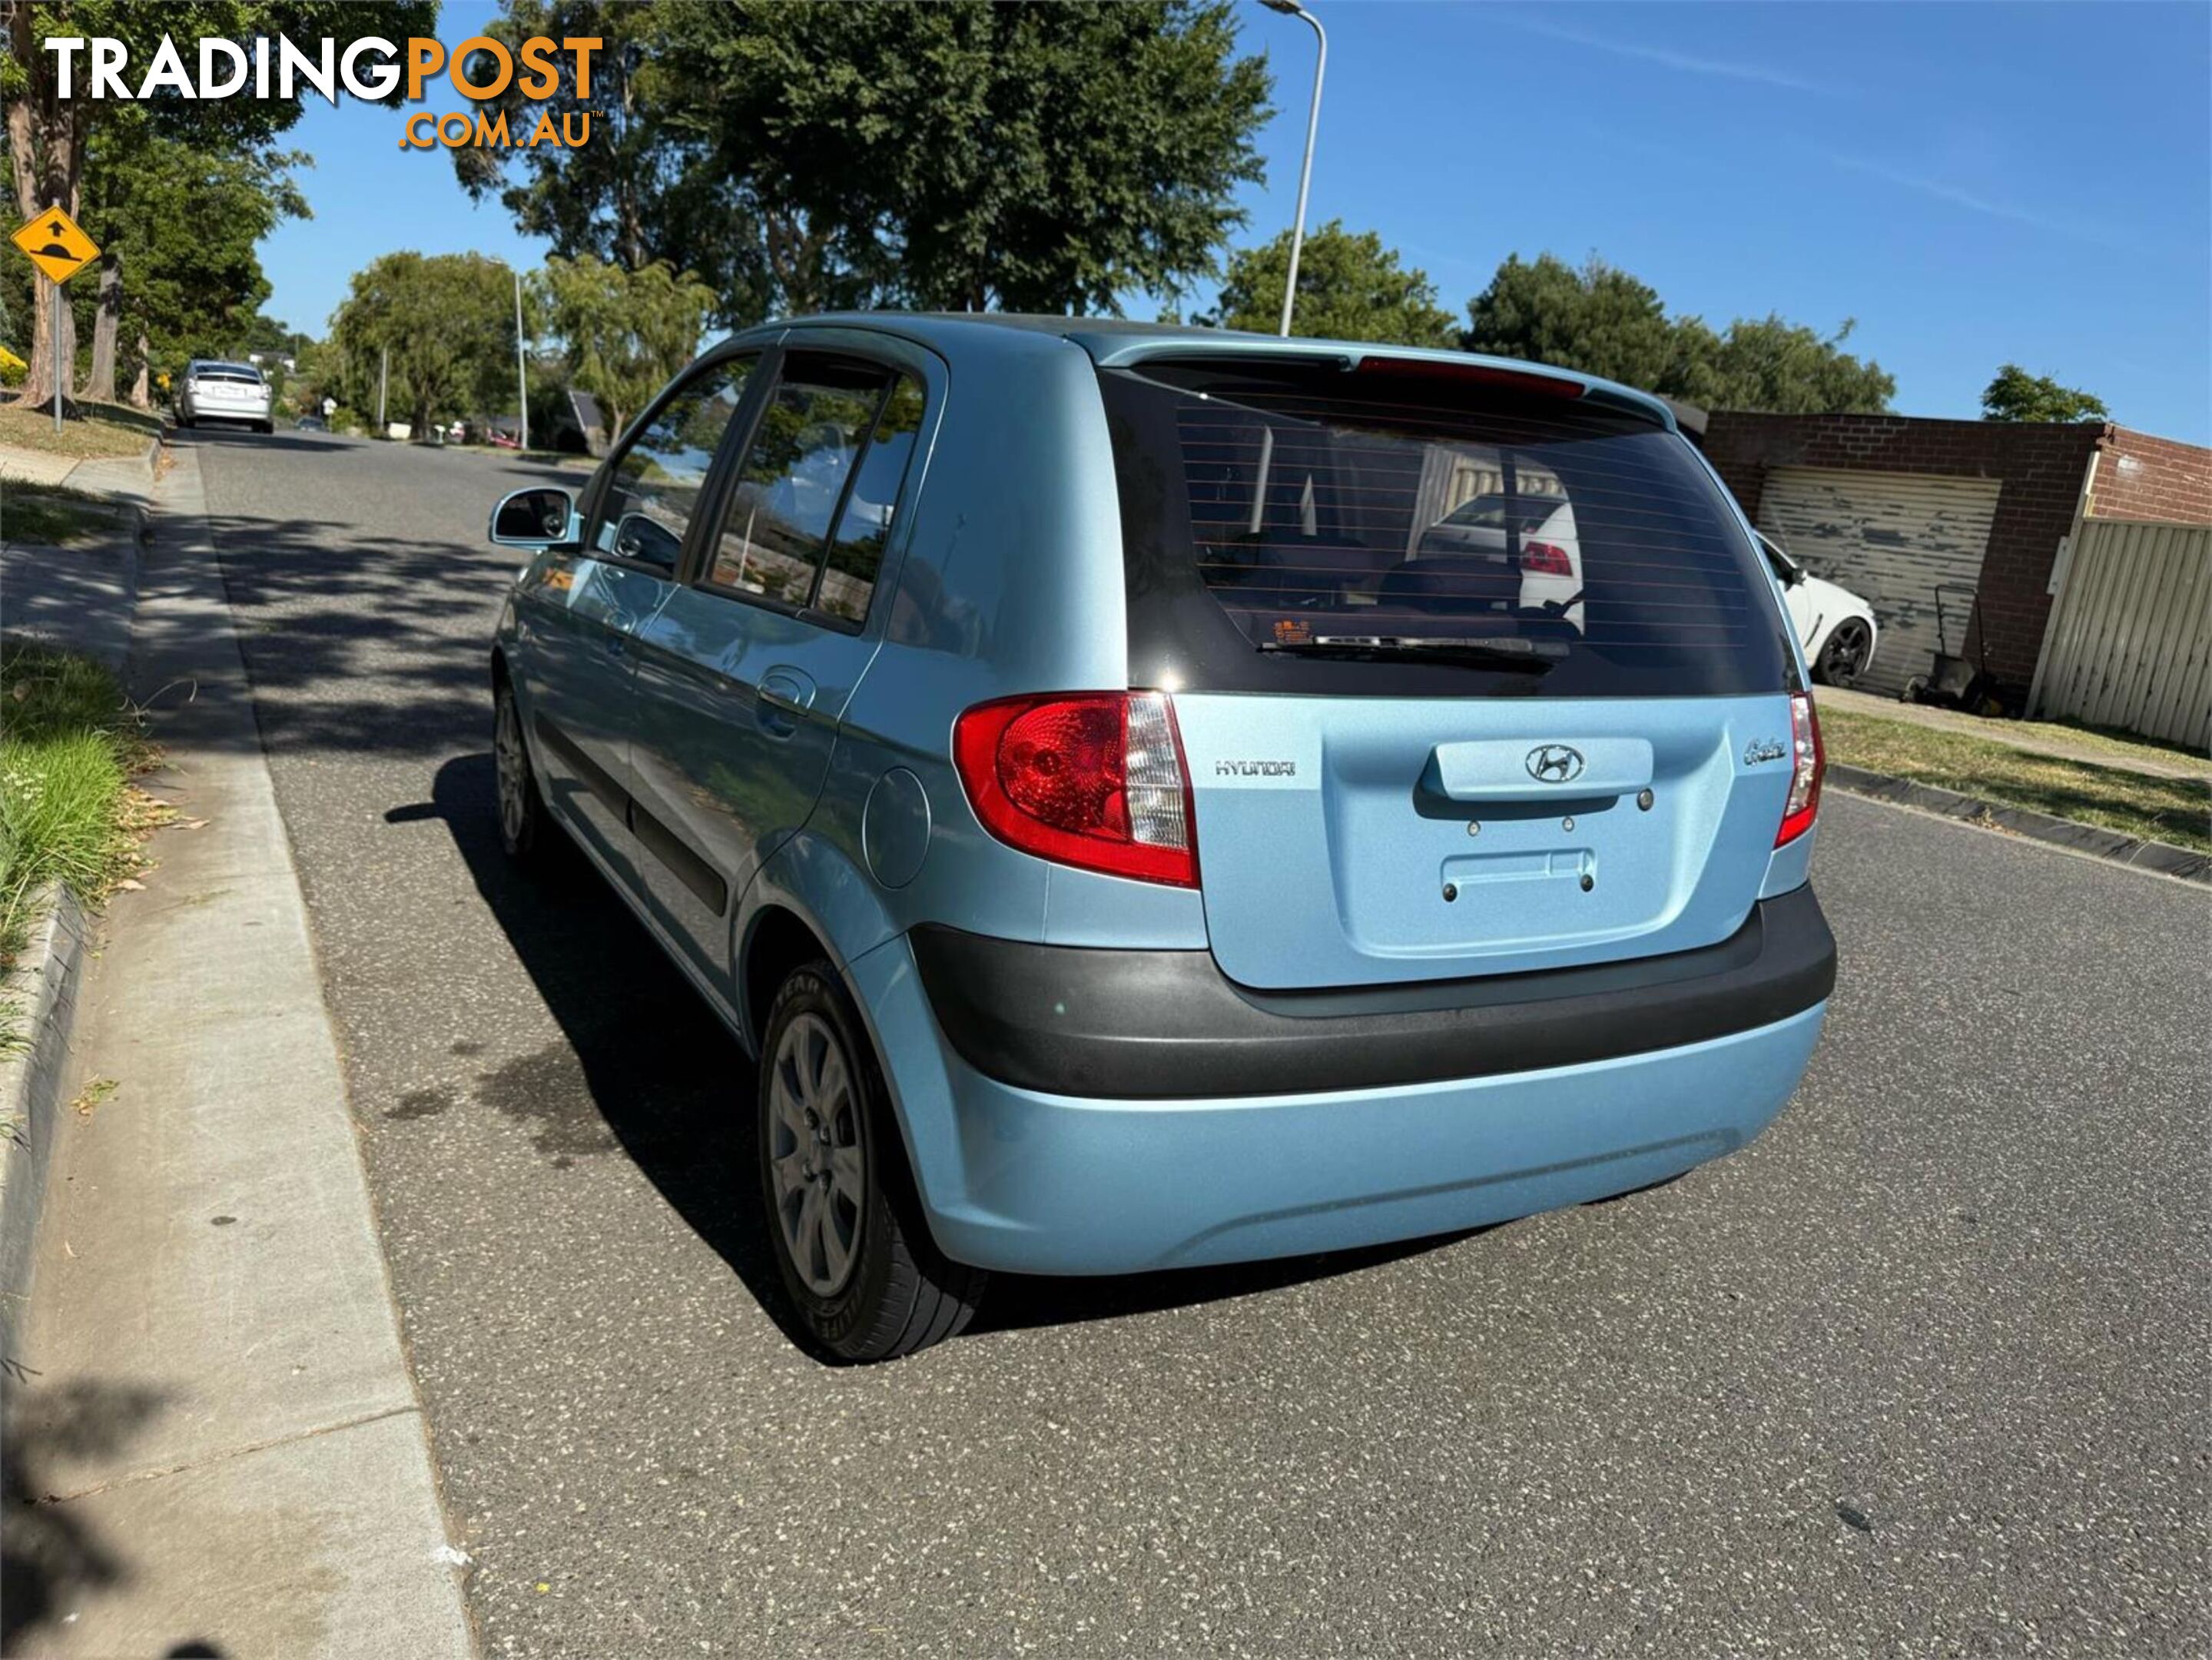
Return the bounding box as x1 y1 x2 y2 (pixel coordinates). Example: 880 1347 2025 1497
6 14 86 416
128 329 151 410
83 251 120 402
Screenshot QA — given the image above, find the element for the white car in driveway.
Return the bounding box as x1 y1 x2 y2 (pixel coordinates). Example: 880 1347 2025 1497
177 360 274 434
1759 531 1879 686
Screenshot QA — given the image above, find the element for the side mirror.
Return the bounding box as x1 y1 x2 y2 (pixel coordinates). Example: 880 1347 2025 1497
489 486 573 546
611 512 682 573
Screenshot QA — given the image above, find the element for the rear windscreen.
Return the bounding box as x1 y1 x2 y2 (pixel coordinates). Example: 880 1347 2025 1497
1099 357 1789 699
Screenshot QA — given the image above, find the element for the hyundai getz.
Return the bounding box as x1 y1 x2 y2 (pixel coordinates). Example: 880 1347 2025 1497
485 317 1836 1361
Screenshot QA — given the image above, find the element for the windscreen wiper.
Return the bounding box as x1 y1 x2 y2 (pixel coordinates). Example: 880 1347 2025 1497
1257 634 1564 671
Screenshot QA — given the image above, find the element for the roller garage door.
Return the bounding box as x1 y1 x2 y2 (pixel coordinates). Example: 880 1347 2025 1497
1756 466 2001 696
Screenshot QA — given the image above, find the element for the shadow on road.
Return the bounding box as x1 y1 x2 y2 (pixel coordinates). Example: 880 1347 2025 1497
400 752 1464 1360
174 430 1465 1363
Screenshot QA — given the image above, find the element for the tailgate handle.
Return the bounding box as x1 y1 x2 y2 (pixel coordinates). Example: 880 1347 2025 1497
1427 739 1654 802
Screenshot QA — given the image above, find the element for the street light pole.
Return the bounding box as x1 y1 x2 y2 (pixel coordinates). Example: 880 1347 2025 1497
49 274 62 435
513 267 529 453
1261 0 1327 338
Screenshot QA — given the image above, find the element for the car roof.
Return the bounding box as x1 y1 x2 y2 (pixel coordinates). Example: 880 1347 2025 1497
772 311 1676 430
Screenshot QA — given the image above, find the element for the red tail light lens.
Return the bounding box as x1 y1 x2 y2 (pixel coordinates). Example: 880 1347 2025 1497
1775 691 1825 847
953 692 1198 888
1520 540 1573 576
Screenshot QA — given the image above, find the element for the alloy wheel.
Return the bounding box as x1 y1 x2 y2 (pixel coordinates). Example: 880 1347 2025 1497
768 1012 867 1296
1821 622 1871 686
495 692 529 845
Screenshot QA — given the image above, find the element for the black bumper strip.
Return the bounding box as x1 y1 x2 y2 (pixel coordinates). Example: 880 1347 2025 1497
910 887 1835 1100
629 802 728 916
535 713 625 815
534 712 727 916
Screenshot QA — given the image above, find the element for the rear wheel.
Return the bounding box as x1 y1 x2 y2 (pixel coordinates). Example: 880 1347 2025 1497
1813 619 1872 687
758 962 985 1361
492 679 551 864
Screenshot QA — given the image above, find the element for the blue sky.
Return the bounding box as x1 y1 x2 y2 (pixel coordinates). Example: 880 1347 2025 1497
259 0 2212 440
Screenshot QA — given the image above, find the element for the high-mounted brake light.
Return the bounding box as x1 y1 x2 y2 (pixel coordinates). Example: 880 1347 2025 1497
1775 691 1825 847
1521 540 1574 576
953 692 1199 888
1352 357 1587 399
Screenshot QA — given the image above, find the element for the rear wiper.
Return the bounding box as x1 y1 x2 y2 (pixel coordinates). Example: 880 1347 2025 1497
1258 635 1563 672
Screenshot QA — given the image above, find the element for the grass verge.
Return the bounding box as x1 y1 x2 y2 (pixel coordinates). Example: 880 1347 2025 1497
2031 715 2212 777
1822 709 2212 855
0 483 130 546
0 642 160 979
0 397 164 460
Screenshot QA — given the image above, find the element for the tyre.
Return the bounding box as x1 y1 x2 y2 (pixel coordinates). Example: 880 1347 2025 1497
177 414 194 430
758 961 986 1361
492 678 552 864
1812 619 1872 687
256 420 274 435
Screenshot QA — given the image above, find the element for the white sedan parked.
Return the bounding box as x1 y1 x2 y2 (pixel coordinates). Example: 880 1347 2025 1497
1759 531 1879 686
177 360 274 434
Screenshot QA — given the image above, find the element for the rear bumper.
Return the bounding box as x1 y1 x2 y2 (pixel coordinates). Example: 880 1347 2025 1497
910 886 1834 1099
847 894 1832 1277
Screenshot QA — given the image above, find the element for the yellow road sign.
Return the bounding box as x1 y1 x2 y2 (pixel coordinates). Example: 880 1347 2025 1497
11 204 99 284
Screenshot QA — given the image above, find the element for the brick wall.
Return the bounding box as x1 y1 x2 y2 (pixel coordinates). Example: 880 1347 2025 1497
1702 413 2104 698
2089 427 2212 525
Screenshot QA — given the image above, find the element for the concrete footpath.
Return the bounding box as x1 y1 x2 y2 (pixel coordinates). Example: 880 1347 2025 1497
4 447 476 1658
0 460 150 679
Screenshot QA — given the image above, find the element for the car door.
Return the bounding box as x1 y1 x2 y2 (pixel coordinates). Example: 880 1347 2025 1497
627 340 935 987
511 351 758 875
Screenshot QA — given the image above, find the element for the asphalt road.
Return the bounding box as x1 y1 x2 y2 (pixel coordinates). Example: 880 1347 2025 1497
178 425 2208 1658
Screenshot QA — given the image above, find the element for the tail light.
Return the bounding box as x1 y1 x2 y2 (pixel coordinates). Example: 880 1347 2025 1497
953 691 1198 888
1520 540 1573 576
1353 357 1587 399
1775 690 1825 847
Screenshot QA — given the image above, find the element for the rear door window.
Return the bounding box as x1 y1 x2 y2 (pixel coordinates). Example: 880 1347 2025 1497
1100 357 1788 699
706 354 922 627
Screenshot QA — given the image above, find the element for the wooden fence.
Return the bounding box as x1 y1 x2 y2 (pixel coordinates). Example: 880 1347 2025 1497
2029 518 2211 749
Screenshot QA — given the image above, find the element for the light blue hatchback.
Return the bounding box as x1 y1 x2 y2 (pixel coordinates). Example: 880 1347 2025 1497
486 315 1836 1360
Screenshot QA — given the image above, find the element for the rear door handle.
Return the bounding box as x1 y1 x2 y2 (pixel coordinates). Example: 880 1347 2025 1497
756 667 817 737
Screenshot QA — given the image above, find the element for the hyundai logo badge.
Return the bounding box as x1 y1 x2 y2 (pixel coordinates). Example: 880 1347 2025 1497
1526 744 1585 784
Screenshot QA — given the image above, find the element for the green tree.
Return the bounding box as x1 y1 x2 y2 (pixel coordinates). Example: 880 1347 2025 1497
1464 255 1685 391
2 2 433 413
1980 362 2108 423
454 0 762 321
330 252 516 440
1205 221 1456 347
72 123 307 404
473 0 1270 322
1462 253 1892 414
532 253 713 440
1694 315 1895 415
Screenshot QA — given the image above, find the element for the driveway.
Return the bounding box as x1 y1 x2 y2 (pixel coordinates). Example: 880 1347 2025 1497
177 425 2209 1657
